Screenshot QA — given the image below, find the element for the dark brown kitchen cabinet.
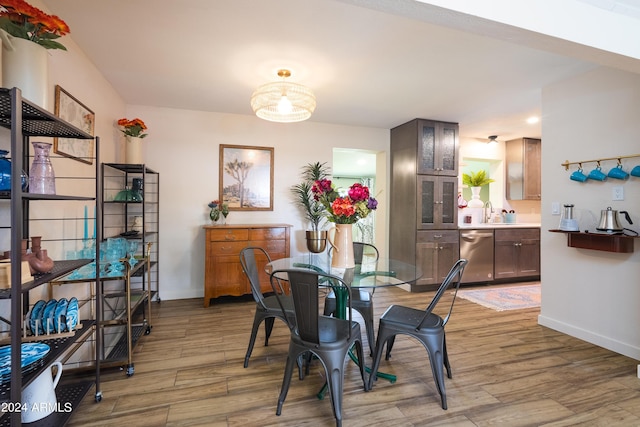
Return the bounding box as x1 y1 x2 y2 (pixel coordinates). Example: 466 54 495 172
494 228 540 279
417 175 458 229
390 118 459 292
415 230 459 289
414 119 459 175
506 137 541 200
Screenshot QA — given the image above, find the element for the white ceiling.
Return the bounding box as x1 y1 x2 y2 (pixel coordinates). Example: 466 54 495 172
41 0 638 144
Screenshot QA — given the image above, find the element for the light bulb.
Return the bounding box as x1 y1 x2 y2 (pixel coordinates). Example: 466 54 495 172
278 95 292 114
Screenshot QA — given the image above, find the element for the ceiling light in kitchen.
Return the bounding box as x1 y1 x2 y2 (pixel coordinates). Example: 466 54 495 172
487 135 498 144
527 116 539 124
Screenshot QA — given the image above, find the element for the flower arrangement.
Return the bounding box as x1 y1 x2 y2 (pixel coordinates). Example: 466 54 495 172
0 0 70 50
311 179 377 224
208 199 229 222
117 118 148 138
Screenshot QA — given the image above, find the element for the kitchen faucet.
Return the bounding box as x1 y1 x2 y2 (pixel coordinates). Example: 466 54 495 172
483 200 493 223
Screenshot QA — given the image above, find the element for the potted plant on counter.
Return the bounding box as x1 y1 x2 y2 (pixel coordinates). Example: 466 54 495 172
462 169 494 208
291 162 331 252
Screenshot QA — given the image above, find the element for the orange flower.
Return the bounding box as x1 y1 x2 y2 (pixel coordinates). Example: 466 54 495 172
0 0 70 50
117 117 149 138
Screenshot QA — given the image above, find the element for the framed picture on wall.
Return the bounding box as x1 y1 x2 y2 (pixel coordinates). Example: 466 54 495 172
53 85 95 164
219 144 274 211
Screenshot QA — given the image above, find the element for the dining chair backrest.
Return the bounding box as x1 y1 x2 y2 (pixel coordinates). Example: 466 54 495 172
418 258 468 329
271 268 352 344
240 247 274 309
353 242 379 265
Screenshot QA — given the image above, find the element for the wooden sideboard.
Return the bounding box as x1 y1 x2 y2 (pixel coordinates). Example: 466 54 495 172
203 223 291 307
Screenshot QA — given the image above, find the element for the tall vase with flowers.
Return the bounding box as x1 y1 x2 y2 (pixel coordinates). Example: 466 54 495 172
0 0 70 107
117 118 148 164
312 179 378 268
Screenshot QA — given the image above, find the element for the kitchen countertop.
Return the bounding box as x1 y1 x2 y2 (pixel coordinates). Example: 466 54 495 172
458 223 541 229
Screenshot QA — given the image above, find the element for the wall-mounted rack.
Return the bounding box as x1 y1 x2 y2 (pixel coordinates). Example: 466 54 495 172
561 154 640 170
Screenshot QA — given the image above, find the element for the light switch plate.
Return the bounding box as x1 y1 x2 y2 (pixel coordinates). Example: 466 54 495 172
612 186 624 201
551 202 560 215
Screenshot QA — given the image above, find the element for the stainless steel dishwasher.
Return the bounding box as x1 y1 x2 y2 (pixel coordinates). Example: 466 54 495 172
459 229 494 283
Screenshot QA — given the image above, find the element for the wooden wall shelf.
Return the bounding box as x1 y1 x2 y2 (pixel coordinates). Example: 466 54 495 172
549 229 636 253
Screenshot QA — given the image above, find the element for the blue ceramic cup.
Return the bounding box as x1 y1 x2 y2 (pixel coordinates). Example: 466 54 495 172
588 166 607 181
570 168 588 182
630 165 640 177
607 165 629 180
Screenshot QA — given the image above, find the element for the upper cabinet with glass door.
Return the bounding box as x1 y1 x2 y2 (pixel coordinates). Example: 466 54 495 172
416 119 459 176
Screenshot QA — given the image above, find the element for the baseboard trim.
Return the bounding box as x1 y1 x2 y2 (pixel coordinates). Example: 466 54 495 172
538 314 640 360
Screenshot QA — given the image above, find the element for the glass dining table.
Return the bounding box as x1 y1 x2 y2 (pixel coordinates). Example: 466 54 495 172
266 253 422 397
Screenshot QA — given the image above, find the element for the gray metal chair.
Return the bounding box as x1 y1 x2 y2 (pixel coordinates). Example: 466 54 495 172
367 258 468 410
270 268 367 427
323 242 378 355
240 247 295 368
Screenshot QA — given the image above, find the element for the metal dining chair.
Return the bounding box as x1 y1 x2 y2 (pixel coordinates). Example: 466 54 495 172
270 268 367 427
239 247 295 368
323 242 378 355
368 258 468 410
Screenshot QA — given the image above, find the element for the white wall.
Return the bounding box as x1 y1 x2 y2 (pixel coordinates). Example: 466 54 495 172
539 66 640 360
122 104 390 300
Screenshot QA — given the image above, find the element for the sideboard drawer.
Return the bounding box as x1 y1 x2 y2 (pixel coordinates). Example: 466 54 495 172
250 227 287 241
210 241 248 255
208 228 249 242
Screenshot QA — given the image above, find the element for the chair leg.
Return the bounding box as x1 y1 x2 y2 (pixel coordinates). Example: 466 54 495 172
360 308 375 357
323 296 336 317
327 359 345 427
264 317 275 346
368 329 391 390
244 314 263 368
384 336 396 361
276 352 297 416
443 333 452 379
425 342 447 410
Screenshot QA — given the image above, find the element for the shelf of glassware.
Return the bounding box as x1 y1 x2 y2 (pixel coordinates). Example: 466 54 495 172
52 253 153 376
549 229 636 253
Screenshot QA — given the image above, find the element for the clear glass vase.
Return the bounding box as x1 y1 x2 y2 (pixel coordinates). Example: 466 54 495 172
28 142 56 195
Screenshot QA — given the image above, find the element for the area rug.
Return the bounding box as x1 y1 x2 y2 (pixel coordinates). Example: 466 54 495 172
456 284 541 311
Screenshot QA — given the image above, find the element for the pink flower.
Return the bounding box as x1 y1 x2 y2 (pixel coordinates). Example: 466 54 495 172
348 183 369 201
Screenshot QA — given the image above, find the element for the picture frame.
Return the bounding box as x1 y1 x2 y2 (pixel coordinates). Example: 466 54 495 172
219 144 274 211
53 85 95 164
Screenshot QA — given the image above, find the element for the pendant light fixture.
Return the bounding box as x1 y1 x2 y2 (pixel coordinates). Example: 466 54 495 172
250 69 316 123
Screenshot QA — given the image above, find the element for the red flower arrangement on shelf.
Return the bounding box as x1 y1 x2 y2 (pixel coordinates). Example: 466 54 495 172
0 0 70 50
117 118 148 138
311 180 377 224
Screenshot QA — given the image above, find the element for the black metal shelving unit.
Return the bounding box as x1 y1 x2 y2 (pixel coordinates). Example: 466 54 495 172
0 87 102 426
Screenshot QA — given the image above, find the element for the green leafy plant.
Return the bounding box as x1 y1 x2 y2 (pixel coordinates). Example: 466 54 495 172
291 162 330 232
462 170 495 187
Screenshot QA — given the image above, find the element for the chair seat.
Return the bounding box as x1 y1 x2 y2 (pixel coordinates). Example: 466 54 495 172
315 316 360 345
380 305 443 329
263 294 295 313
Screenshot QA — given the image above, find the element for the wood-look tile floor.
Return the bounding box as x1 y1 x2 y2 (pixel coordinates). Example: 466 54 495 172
68 284 640 426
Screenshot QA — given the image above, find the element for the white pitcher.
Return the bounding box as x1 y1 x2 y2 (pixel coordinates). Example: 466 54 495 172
21 361 62 423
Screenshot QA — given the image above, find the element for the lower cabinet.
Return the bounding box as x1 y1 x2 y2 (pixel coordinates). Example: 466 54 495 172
203 224 291 307
415 230 460 289
494 228 541 280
